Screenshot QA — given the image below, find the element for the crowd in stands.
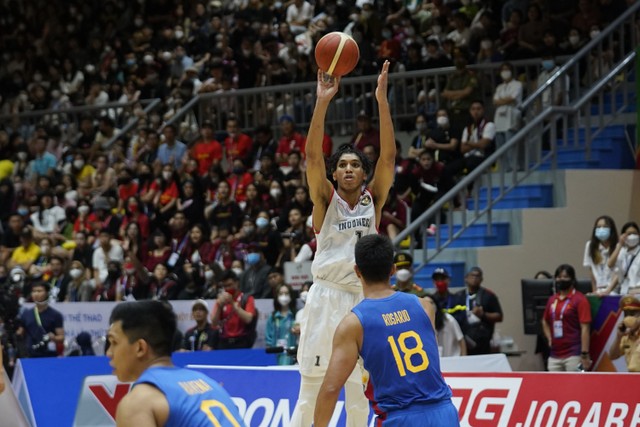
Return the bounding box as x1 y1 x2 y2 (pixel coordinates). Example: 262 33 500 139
0 0 635 365
0 0 631 120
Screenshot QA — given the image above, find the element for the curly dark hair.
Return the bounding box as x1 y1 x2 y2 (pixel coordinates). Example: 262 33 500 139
326 143 372 187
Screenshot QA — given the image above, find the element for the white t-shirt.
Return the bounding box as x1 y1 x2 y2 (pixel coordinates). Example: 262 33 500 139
30 206 67 233
437 312 465 357
615 245 640 294
493 80 523 132
461 119 496 158
582 240 615 291
92 243 125 283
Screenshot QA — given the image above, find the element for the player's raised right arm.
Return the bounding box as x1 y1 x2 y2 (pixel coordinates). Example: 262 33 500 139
306 71 340 214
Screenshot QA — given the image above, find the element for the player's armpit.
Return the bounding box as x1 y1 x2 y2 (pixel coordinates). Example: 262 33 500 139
116 384 169 427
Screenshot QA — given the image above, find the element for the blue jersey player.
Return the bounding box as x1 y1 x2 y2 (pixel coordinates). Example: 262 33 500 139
314 234 459 426
107 301 246 427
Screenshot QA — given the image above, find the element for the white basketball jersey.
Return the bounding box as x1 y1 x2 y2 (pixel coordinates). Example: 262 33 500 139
312 188 377 289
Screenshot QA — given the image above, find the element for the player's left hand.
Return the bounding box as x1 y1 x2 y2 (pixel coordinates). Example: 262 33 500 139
375 60 390 103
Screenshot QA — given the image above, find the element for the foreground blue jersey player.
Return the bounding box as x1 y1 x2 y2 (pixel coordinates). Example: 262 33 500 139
107 300 246 427
314 234 459 426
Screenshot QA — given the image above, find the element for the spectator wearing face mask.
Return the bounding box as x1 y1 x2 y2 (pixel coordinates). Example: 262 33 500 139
252 211 284 267
430 267 468 332
542 264 592 371
419 109 461 165
240 244 273 298
492 62 523 172
536 52 568 110
266 283 298 365
391 253 428 297
66 259 93 302
607 221 640 295
562 28 587 54
583 215 619 295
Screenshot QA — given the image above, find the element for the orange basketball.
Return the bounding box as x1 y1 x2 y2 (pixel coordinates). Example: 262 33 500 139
314 32 360 77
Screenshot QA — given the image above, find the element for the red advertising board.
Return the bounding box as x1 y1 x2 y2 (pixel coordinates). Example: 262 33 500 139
446 372 640 427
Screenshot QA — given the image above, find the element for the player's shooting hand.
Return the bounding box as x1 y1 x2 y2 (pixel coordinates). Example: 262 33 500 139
375 60 390 103
316 70 340 101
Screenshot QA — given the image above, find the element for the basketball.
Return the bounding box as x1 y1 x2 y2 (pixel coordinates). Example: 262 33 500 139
314 32 360 77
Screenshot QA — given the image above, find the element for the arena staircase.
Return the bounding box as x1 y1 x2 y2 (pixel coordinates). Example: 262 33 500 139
395 3 640 289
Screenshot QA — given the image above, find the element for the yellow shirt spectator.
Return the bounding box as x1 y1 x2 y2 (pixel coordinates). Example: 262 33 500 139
10 242 41 269
0 160 14 180
75 164 96 184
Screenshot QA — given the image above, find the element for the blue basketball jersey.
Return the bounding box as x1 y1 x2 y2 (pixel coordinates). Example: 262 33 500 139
133 366 245 427
352 292 452 414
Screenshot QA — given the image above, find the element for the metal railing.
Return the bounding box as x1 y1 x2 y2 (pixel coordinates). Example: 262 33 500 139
162 59 549 139
392 1 640 269
0 98 162 148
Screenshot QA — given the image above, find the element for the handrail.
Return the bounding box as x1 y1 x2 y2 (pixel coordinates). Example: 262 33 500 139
104 98 163 148
0 100 149 122
392 48 637 268
161 57 549 135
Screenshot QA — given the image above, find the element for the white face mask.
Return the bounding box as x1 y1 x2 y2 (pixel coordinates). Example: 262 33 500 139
278 294 291 307
299 290 309 303
143 55 154 64
204 270 215 280
436 116 449 127
231 268 244 277
569 35 580 45
500 70 512 81
396 269 412 282
69 268 83 279
78 205 90 215
73 159 85 169
480 40 492 50
162 171 172 181
590 30 600 39
626 234 640 248
175 30 184 40
270 188 282 199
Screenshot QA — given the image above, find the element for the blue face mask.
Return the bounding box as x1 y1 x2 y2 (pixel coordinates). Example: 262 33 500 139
542 60 555 71
246 252 261 265
256 217 269 229
595 227 610 242
18 208 29 216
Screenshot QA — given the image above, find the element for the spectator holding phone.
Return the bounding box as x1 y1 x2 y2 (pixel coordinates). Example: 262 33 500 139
609 295 640 372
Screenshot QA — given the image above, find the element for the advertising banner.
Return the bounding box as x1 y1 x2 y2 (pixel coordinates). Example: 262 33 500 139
45 299 275 352
11 352 637 427
70 368 640 427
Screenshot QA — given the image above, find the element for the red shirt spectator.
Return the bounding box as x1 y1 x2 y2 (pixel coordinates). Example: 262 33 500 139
276 115 306 165
227 169 254 203
192 124 223 176
543 289 591 359
224 117 253 168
